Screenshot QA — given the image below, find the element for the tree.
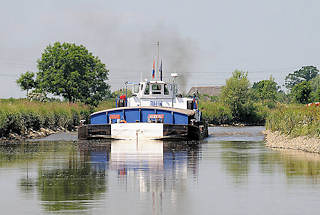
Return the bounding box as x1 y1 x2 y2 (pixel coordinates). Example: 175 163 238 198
310 75 320 101
291 81 312 104
16 71 36 96
251 76 279 102
220 70 250 121
285 66 318 90
36 42 110 106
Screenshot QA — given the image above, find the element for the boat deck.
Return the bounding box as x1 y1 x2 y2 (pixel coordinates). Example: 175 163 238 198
91 106 195 116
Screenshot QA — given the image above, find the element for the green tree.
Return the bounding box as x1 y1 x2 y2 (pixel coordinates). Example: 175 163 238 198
251 76 279 102
36 42 110 106
285 66 318 90
220 70 250 121
16 71 36 96
291 81 312 104
276 90 290 104
310 75 320 101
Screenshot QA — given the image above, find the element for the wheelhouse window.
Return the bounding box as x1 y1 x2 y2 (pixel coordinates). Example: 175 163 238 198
164 84 169 95
152 84 162 94
144 83 150 95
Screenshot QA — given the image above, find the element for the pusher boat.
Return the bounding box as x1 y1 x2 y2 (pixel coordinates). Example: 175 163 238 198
78 45 208 140
78 74 208 140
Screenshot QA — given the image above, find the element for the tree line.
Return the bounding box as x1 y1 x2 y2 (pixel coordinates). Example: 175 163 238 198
16 41 320 124
199 66 320 124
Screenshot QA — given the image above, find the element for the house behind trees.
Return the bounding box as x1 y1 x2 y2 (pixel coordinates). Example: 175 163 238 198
188 86 223 97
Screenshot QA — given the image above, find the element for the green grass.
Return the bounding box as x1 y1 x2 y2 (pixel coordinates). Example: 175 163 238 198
0 99 90 137
0 98 116 138
199 100 269 125
96 99 116 110
266 104 320 137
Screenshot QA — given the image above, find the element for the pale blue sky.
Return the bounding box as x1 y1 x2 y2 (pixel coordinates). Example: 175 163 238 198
1 0 320 97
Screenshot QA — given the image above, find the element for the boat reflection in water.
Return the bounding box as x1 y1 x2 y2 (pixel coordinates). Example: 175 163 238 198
77 139 200 214
109 139 200 214
110 139 164 176
7 139 200 213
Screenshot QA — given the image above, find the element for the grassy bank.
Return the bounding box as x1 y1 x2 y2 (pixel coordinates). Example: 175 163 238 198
266 104 320 138
199 100 270 125
0 97 274 139
0 99 115 138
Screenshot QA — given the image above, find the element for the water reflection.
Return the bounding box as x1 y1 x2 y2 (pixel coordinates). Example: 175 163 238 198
2 129 320 214
218 140 320 184
109 140 200 214
0 143 42 194
259 148 320 183
38 142 108 211
110 139 164 175
0 140 200 213
220 141 254 184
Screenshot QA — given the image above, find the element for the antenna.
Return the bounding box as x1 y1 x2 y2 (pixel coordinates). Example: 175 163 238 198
156 41 160 80
153 41 160 80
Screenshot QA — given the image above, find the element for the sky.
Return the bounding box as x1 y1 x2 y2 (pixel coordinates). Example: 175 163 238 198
1 0 320 97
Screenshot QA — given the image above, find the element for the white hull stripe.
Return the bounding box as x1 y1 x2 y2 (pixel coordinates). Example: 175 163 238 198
111 123 163 140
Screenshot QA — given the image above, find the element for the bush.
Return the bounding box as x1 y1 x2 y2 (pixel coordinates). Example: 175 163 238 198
240 102 269 125
266 104 320 137
199 101 233 124
199 100 270 125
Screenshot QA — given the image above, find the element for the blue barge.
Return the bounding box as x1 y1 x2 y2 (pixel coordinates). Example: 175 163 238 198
78 75 208 140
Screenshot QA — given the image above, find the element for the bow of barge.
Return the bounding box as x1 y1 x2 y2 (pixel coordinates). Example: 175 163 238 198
78 63 208 140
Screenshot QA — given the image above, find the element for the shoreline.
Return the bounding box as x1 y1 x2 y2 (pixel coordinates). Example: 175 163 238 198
264 130 320 154
2 125 263 142
0 127 75 143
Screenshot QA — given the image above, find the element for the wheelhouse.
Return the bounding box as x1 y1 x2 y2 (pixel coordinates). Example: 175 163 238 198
130 81 175 99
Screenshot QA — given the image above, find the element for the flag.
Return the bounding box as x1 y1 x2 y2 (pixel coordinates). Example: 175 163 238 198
159 60 162 81
152 60 155 79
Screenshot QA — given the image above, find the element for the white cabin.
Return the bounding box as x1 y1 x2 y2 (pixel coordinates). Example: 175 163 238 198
127 80 194 110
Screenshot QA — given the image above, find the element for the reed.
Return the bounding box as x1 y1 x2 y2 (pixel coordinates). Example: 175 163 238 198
266 104 320 137
0 99 91 137
96 99 116 110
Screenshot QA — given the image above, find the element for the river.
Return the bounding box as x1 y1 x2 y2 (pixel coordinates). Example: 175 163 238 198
0 126 320 214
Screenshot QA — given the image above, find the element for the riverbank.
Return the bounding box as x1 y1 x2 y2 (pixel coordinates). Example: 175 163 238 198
264 130 320 153
0 99 115 141
0 127 71 143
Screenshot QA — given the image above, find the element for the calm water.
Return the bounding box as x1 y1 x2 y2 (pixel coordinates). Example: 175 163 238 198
1 127 320 214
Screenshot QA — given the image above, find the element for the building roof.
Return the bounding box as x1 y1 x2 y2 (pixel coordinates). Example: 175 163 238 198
188 86 223 97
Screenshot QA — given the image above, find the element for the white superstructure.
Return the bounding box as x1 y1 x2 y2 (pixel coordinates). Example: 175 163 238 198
127 80 193 109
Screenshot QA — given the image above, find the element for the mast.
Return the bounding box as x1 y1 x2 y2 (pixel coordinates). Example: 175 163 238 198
156 41 160 81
